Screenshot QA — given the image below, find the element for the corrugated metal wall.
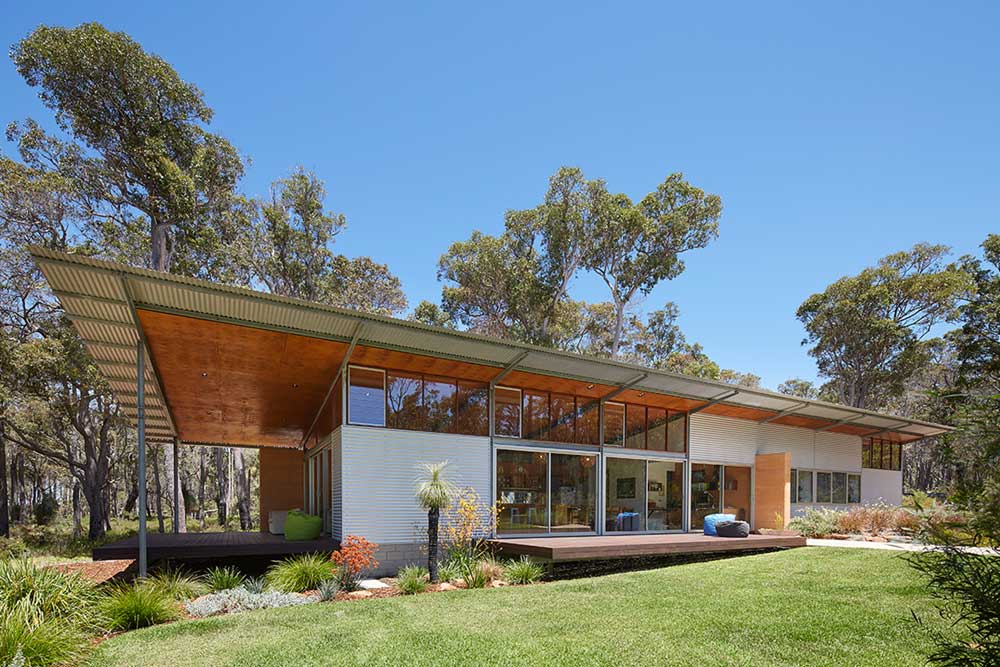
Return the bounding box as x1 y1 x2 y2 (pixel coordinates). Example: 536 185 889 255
691 413 861 471
330 429 342 539
340 425 490 543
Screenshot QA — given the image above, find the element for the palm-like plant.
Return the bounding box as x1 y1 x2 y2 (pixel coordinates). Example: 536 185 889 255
415 461 455 583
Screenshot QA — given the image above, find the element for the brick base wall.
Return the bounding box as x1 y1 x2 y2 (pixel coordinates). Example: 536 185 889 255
371 542 426 577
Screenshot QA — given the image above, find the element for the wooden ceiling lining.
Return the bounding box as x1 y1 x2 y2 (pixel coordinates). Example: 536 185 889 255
349 346 499 382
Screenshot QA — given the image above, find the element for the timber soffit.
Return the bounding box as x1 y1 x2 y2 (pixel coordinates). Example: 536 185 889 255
30 248 953 442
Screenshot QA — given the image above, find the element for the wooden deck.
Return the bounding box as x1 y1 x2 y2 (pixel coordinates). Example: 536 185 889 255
93 531 338 562
489 533 806 561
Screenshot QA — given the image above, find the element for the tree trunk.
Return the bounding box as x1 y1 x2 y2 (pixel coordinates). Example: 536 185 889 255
165 440 187 532
72 481 82 538
610 299 626 357
427 507 440 583
232 448 252 530
85 487 106 541
151 220 170 272
214 448 230 528
198 447 207 525
124 480 138 516
0 417 8 537
152 445 165 533
16 453 28 524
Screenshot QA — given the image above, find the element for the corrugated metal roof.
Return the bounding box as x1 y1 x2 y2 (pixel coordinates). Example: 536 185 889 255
30 247 953 444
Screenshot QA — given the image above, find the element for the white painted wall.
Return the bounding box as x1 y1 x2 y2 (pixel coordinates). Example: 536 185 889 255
339 425 491 543
861 468 903 506
690 413 861 472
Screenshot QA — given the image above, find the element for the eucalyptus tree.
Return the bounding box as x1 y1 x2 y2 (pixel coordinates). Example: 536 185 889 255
796 243 971 410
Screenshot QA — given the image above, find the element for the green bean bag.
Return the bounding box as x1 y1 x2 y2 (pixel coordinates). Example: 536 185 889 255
283 510 322 541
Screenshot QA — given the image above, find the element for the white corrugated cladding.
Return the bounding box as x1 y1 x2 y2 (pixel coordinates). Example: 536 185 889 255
329 429 342 539
340 426 490 543
691 414 861 470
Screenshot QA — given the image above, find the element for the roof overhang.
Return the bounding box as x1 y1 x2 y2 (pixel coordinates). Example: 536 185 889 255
31 248 954 448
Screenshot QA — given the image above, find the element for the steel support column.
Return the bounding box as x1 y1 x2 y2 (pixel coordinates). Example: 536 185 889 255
171 437 180 534
136 339 148 577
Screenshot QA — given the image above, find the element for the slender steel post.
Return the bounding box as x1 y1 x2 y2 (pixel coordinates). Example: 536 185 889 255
136 340 148 577
172 437 180 534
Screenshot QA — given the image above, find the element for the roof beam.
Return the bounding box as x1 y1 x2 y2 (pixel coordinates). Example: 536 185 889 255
600 374 649 403
491 351 530 387
815 414 867 432
687 389 740 415
299 322 364 449
758 402 809 424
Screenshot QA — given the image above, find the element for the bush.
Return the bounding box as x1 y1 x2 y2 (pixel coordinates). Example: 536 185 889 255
788 508 842 537
436 559 461 584
33 494 59 526
331 535 379 592
0 537 30 560
317 579 339 602
504 556 544 585
396 565 428 595
205 566 246 593
244 576 267 595
459 557 491 589
0 559 101 632
0 610 89 667
145 567 207 601
184 587 315 618
266 553 337 593
100 583 179 631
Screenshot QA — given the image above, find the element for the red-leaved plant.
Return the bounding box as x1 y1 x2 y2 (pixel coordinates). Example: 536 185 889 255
331 535 379 592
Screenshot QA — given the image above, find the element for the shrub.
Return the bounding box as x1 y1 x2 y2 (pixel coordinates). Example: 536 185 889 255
317 579 339 602
100 583 179 631
205 566 246 593
0 537 30 560
331 535 379 592
266 553 337 593
789 507 842 537
436 559 461 584
145 567 207 601
504 556 544 585
0 610 89 667
184 587 315 618
477 555 504 582
458 557 490 589
0 559 101 631
244 576 267 595
33 494 59 526
396 565 428 595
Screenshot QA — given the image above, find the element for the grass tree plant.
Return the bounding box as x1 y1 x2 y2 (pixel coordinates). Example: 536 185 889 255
415 461 455 583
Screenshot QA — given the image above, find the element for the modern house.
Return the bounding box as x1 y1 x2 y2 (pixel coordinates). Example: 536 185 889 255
33 249 951 574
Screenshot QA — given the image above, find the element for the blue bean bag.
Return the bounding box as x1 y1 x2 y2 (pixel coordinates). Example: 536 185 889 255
703 513 736 536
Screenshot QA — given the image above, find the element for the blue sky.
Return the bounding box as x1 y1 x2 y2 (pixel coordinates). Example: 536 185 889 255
3 2 996 389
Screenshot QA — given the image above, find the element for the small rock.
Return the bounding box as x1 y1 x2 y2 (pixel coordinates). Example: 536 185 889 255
359 579 390 590
346 590 373 599
436 582 457 592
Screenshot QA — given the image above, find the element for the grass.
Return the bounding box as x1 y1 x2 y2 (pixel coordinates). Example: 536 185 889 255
89 548 943 667
100 583 180 631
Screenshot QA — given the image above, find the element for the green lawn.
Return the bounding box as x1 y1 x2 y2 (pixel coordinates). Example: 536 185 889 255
90 548 941 667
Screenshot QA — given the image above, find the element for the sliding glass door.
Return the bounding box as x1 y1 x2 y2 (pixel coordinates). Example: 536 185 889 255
690 463 752 530
496 449 596 535
605 456 685 533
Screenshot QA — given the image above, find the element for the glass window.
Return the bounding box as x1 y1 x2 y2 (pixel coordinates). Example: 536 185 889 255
386 371 422 430
667 412 687 453
522 391 550 441
816 472 832 503
848 474 861 504
456 381 488 436
494 387 521 437
625 404 646 449
862 440 871 468
646 407 667 451
690 463 722 529
797 469 813 504
603 403 625 447
724 465 752 523
549 394 576 443
575 400 600 446
551 454 597 532
423 376 456 433
605 457 646 532
348 367 385 426
647 460 684 531
882 442 893 470
790 469 798 503
832 472 847 504
496 450 547 534
892 443 902 471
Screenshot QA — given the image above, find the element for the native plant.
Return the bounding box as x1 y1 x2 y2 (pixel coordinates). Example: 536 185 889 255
396 565 429 595
267 553 337 593
504 556 544 585
100 583 179 631
443 486 501 563
205 565 246 593
144 567 207 601
415 462 455 583
185 587 314 618
317 579 339 602
331 535 379 592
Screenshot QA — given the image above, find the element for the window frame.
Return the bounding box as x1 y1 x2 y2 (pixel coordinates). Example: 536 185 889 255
494 385 523 439
347 365 387 427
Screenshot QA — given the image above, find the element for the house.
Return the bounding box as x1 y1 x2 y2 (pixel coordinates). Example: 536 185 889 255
32 248 950 574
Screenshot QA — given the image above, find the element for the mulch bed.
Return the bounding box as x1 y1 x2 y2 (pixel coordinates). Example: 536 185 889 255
47 559 136 584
